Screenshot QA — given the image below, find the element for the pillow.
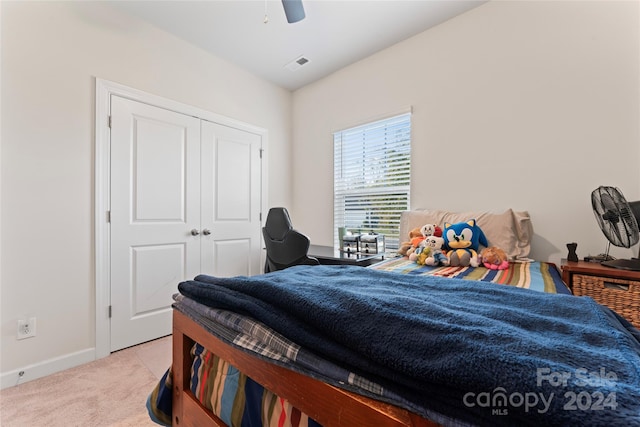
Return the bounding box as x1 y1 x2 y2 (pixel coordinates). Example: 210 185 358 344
399 209 533 260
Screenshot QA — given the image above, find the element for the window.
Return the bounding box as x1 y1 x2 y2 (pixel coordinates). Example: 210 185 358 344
333 112 411 250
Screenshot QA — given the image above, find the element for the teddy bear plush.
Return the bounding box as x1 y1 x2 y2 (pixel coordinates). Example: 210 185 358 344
480 246 509 270
443 219 488 267
423 235 449 266
398 227 423 256
406 231 427 258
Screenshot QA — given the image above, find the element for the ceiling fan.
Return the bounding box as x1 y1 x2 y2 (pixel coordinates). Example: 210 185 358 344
281 0 305 23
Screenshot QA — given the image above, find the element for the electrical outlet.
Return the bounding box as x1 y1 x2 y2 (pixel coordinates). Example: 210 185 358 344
17 317 36 340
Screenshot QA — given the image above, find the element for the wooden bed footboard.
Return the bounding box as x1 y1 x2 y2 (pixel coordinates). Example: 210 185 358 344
172 309 438 427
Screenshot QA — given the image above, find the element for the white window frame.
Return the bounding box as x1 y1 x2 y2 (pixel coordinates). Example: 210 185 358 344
333 112 412 250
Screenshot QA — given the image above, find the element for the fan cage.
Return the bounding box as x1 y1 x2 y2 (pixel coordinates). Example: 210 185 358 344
592 186 640 271
629 201 640 247
592 187 639 248
602 200 640 270
601 200 640 271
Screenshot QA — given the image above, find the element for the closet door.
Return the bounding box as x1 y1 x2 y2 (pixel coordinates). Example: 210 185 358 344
108 97 263 352
110 96 201 351
200 121 262 277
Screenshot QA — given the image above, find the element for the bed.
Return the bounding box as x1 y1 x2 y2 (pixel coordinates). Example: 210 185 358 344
147 209 640 427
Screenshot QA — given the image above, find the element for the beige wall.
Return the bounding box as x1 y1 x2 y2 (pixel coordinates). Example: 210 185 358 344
2 0 640 387
292 0 640 265
0 1 292 382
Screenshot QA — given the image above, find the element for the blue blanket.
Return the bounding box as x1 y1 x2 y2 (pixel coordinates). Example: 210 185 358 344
178 265 640 426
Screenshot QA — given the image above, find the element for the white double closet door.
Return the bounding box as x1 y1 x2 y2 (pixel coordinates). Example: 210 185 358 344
109 96 262 351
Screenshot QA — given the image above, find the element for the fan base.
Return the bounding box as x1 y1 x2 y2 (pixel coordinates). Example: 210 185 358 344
601 258 640 271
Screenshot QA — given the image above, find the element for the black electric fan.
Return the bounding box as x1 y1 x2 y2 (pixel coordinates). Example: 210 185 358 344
591 186 640 271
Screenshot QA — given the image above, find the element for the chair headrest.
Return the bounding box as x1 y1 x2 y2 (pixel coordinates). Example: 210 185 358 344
264 207 293 240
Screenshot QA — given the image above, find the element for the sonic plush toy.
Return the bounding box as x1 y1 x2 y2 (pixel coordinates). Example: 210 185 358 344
443 219 488 267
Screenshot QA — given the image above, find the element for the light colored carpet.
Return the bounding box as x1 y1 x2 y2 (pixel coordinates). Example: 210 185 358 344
0 335 172 427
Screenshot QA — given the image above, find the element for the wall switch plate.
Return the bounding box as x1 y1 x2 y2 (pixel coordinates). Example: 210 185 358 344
17 317 36 340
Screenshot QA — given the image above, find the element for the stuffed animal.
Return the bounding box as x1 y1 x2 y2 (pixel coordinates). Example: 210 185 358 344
416 246 432 265
423 235 449 266
480 246 509 270
406 224 442 261
398 227 423 256
443 219 488 267
409 245 430 263
400 223 441 258
419 223 443 239
407 232 426 257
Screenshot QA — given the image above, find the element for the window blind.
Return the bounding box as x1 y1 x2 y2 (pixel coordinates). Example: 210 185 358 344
333 112 411 250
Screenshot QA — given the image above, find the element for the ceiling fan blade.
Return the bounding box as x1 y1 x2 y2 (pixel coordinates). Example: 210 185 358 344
282 0 305 23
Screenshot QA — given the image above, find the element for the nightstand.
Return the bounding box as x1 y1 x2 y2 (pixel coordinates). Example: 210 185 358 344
561 260 640 329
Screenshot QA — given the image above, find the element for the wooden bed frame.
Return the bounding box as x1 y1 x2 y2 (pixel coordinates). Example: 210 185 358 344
172 309 439 427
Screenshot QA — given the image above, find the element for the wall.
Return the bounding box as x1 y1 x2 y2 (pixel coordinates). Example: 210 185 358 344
0 1 292 384
291 0 640 266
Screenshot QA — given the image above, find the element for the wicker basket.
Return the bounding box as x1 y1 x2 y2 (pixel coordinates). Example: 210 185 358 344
572 274 640 329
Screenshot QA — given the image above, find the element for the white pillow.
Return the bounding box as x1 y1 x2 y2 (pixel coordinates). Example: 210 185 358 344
399 209 533 260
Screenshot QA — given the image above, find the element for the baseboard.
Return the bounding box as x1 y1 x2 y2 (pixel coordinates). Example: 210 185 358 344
1 347 96 390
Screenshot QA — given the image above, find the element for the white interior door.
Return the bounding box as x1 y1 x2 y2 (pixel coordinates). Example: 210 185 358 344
95 79 268 359
110 96 201 351
200 121 262 277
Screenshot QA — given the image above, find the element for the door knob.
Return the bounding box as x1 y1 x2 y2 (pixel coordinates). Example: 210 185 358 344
202 229 211 236
190 229 200 236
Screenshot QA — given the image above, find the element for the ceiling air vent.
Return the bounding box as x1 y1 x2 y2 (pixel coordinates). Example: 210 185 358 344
285 55 310 72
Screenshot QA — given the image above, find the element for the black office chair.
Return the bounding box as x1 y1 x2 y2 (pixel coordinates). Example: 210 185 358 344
262 207 319 273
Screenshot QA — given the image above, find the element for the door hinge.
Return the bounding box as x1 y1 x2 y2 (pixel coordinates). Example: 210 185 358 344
259 212 262 221
106 210 111 223
108 305 112 318
259 148 264 159
108 116 112 128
